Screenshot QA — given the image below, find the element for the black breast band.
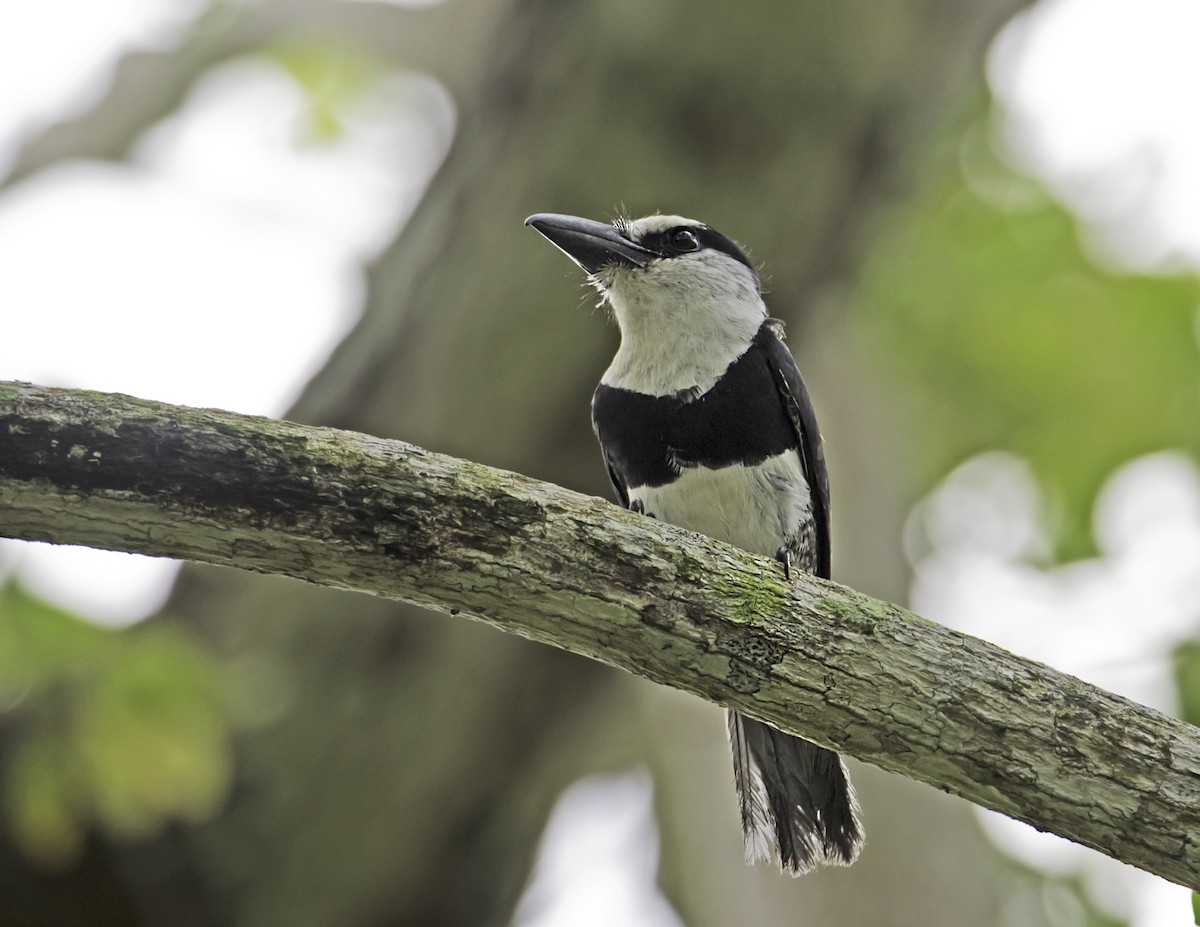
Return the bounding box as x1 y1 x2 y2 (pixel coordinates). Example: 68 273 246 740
592 323 798 490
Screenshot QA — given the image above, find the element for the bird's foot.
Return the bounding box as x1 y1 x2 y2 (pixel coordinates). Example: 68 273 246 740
775 546 794 581
630 499 656 518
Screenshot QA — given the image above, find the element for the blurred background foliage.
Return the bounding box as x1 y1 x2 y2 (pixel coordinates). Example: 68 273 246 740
0 583 230 864
1 0 1198 925
853 111 1200 562
266 38 389 141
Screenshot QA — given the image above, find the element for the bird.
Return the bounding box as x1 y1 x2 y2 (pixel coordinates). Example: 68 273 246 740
525 210 864 874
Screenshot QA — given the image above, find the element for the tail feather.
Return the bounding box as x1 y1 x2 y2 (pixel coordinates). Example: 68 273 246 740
727 710 864 874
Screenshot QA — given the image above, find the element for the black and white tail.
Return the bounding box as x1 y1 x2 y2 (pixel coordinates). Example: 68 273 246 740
727 710 864 874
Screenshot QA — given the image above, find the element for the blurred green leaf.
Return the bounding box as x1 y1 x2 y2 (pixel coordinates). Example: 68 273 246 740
1192 890 1199 925
1175 641 1200 727
4 736 83 867
851 115 1200 560
265 38 388 141
76 630 231 836
0 582 116 697
0 582 231 866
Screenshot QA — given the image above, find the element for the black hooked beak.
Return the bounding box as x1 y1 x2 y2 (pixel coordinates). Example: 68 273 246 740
525 213 658 274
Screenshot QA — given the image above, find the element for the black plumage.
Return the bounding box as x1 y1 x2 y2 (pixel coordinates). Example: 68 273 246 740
592 319 830 578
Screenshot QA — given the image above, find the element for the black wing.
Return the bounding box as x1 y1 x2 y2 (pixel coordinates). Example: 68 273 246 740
757 319 831 579
591 390 632 510
602 448 632 509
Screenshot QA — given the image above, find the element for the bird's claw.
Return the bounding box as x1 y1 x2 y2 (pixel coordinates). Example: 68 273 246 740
630 499 656 518
775 546 794 581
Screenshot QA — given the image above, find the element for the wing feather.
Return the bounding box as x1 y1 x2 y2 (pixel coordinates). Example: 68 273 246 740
758 319 831 579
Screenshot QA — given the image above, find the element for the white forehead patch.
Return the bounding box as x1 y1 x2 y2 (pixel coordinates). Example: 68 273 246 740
618 214 703 240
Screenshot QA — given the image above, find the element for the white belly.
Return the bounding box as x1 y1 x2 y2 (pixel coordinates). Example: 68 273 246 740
631 449 810 557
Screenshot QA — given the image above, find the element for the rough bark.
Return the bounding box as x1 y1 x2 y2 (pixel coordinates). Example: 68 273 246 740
2 381 1197 893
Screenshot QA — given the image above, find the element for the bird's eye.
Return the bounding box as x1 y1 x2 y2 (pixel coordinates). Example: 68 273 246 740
670 228 701 252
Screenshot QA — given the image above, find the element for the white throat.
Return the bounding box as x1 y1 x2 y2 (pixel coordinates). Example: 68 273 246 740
598 251 766 397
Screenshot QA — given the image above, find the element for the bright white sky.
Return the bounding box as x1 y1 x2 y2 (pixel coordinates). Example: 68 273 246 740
0 0 1197 923
0 1 452 622
990 0 1200 271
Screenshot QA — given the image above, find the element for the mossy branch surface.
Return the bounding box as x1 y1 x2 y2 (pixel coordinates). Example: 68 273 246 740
1 380 1197 889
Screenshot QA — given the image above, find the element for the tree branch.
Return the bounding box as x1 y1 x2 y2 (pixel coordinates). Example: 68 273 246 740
1 380 1197 889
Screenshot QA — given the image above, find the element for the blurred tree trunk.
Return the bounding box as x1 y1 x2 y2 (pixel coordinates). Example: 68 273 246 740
6 0 1031 924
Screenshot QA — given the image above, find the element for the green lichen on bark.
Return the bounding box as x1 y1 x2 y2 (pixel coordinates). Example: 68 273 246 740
709 564 789 625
